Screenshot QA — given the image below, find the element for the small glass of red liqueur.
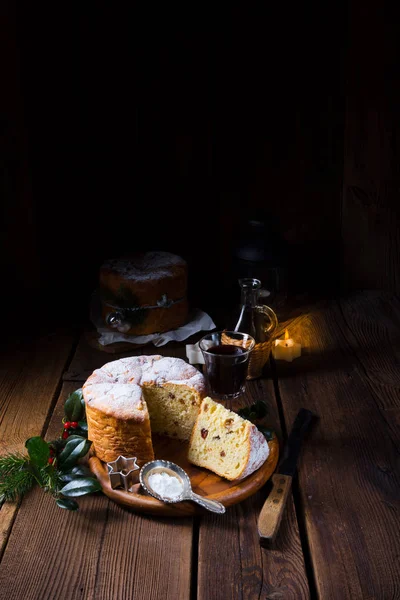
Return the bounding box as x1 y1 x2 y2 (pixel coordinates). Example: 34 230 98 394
199 331 255 401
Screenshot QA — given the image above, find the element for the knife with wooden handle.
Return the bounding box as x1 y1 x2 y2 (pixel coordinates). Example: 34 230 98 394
258 408 314 542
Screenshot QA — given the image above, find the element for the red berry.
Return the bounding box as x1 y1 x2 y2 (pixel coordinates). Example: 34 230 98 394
71 422 78 428
64 422 71 429
48 457 54 465
49 447 54 455
62 431 69 439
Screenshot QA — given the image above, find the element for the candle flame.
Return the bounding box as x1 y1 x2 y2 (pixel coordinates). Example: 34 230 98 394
284 329 289 340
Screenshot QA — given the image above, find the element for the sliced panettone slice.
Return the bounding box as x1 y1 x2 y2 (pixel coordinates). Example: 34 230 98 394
187 397 270 481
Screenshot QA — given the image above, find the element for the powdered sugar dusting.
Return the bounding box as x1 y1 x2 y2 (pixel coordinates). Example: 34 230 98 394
101 252 186 281
237 423 270 480
140 356 206 393
83 382 145 420
83 355 206 417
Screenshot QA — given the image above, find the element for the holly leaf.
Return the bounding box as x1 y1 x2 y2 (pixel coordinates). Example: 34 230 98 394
237 406 251 419
25 437 50 468
65 435 86 442
257 425 274 441
64 389 85 422
56 498 79 511
252 400 268 419
58 437 92 471
60 478 101 497
77 421 88 433
237 400 268 421
50 438 67 453
59 465 92 483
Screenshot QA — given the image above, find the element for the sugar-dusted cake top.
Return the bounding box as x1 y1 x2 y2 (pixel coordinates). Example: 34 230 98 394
83 381 146 420
101 252 186 282
83 355 205 419
139 356 205 391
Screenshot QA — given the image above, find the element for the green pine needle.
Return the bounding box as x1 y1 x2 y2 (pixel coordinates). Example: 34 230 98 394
39 465 63 496
1 388 92 511
0 454 35 503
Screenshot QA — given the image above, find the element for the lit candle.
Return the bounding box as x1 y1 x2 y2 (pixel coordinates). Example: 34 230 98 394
272 329 301 362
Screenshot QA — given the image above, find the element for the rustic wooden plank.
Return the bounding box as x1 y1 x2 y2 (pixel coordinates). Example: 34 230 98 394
64 329 195 382
342 0 400 294
0 331 74 453
0 329 76 558
274 295 400 599
337 292 400 412
198 379 310 600
342 182 400 294
0 383 193 600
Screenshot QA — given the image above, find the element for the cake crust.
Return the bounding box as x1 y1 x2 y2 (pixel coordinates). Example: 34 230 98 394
83 355 206 463
187 398 270 480
85 402 155 465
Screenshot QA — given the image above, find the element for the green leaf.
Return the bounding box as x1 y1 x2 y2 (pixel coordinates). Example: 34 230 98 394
77 421 88 433
56 498 79 511
64 389 84 422
60 478 101 497
257 425 274 441
70 464 92 477
59 465 92 483
58 437 91 470
25 437 50 468
253 400 268 419
237 406 251 419
65 435 86 442
237 400 268 422
50 438 67 453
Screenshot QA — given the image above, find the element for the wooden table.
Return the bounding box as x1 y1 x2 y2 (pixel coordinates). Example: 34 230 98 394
0 291 399 600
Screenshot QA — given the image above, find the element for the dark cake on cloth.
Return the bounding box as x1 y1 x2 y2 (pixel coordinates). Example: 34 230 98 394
100 251 188 335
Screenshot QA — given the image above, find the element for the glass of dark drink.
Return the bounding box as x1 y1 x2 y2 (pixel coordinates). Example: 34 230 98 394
199 331 255 400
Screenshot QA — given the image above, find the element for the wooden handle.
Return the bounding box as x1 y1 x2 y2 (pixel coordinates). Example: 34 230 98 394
257 473 292 541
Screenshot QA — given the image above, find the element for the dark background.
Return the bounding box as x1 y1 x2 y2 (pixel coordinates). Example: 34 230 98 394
1 2 399 335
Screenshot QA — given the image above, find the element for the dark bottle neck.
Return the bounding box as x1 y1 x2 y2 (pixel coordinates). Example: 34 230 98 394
240 286 259 308
239 278 261 307
234 279 261 336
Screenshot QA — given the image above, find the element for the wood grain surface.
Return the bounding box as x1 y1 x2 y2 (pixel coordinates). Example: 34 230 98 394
257 473 293 542
342 0 400 294
0 330 76 558
1 293 398 599
0 382 194 600
88 435 279 517
274 295 400 599
197 380 310 600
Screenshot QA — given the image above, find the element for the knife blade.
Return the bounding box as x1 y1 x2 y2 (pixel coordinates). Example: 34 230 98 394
258 408 314 542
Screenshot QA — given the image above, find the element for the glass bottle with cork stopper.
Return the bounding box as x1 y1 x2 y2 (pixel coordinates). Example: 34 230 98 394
229 278 278 379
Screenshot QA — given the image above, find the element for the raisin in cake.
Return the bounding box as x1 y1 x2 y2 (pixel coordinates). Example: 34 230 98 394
83 355 206 464
187 397 270 480
100 251 188 335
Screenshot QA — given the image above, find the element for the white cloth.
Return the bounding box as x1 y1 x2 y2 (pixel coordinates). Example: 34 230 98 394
185 342 205 364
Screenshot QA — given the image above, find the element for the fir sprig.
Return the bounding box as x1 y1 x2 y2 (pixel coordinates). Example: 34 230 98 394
0 389 101 511
0 454 34 503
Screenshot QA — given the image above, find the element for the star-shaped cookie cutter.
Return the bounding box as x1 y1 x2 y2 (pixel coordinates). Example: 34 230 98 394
107 456 140 492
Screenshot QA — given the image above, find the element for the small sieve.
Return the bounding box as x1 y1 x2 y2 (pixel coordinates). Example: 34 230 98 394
139 460 226 514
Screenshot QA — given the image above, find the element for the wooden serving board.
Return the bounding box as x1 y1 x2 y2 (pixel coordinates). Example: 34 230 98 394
89 433 279 517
